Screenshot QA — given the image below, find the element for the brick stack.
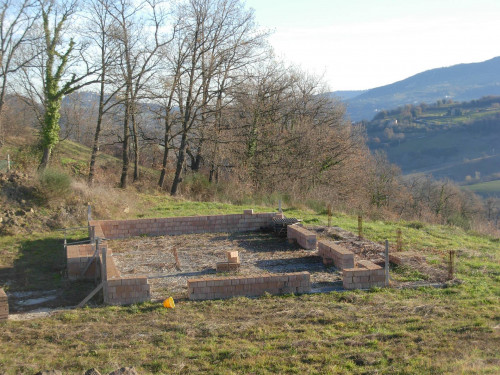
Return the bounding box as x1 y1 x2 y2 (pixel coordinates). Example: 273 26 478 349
89 210 284 240
188 272 311 300
343 260 386 290
216 251 241 272
317 240 355 269
287 224 317 250
0 288 8 320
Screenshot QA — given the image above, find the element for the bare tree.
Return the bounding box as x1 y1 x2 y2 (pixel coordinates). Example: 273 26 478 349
107 0 173 188
84 0 123 185
0 0 38 145
169 0 265 195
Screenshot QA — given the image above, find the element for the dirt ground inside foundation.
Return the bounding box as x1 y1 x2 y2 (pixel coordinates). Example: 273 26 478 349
108 231 343 300
107 226 448 301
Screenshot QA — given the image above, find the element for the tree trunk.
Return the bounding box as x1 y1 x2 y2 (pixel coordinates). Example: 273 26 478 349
158 106 172 188
158 146 169 188
0 80 6 146
120 92 131 188
170 130 187 195
132 109 139 182
39 146 52 171
191 143 203 172
88 72 106 186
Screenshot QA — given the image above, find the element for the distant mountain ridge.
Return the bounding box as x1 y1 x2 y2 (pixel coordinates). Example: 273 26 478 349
331 57 500 121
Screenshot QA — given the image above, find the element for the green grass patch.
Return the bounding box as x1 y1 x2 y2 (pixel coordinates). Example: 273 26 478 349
465 179 500 196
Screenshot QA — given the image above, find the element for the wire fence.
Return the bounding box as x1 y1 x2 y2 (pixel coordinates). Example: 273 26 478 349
0 154 12 172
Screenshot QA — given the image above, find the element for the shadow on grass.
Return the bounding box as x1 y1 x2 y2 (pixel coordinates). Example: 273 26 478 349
0 234 96 312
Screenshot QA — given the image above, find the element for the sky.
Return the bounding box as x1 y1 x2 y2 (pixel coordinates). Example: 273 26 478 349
244 0 500 91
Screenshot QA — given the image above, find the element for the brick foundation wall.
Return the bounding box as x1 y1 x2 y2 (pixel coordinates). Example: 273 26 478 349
67 242 151 305
67 244 98 280
0 288 8 320
287 224 317 250
106 276 150 305
89 210 283 241
188 272 311 300
317 240 355 269
101 245 150 305
343 260 386 290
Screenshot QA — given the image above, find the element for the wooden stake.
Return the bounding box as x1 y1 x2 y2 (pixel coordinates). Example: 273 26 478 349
327 204 332 227
396 229 402 251
448 250 455 280
77 282 104 308
172 247 181 271
385 240 390 286
358 215 363 240
101 246 108 303
7 154 10 171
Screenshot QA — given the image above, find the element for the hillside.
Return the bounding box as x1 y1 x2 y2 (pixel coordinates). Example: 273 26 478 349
1 184 499 373
364 96 500 197
332 56 500 121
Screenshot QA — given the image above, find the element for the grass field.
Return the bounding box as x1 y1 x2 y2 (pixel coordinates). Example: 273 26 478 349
465 179 500 197
1 197 499 374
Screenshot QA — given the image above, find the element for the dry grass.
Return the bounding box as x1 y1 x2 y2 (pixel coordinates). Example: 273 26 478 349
1 287 499 374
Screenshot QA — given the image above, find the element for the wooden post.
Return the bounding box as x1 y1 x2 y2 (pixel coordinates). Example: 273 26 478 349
385 240 390 286
327 204 332 227
396 229 402 251
448 250 455 280
7 154 10 171
279 199 282 213
358 215 363 240
172 247 181 271
87 203 92 222
94 240 99 284
101 244 108 303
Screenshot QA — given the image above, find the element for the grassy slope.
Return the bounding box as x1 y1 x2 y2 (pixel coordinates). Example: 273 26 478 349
367 101 500 184
1 197 499 374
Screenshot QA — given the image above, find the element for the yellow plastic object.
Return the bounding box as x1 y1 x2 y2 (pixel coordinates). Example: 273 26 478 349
163 297 175 309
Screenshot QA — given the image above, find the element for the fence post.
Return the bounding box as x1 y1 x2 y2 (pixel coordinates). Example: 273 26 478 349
101 244 108 304
396 229 402 251
63 230 67 264
94 239 99 285
358 215 363 240
385 240 390 286
327 204 332 227
87 203 92 222
448 250 455 280
7 154 10 171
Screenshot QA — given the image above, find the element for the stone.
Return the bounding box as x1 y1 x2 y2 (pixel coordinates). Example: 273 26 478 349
108 367 139 375
84 369 102 375
35 371 63 375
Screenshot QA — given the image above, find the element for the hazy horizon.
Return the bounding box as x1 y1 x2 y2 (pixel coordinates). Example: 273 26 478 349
244 0 500 91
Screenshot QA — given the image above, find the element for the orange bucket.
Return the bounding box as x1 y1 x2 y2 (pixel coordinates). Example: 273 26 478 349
163 297 175 309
